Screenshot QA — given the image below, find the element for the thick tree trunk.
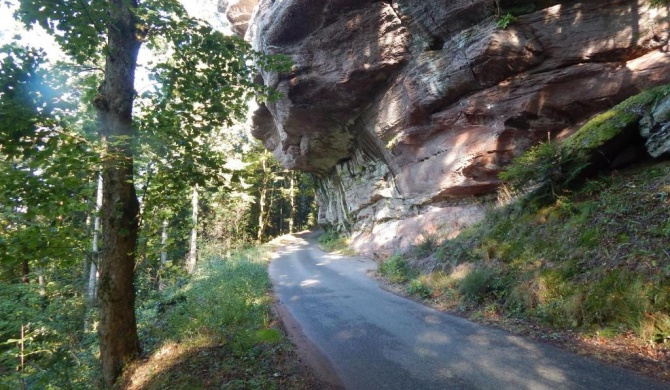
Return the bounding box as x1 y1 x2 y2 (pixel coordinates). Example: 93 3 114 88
96 0 142 384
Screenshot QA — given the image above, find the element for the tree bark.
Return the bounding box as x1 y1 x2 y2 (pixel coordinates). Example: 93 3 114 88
158 219 168 290
21 259 29 284
96 0 142 384
88 173 103 304
289 171 296 234
257 154 268 242
187 184 198 274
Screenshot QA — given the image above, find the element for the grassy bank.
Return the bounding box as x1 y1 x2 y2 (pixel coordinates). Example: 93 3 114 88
379 160 670 380
317 230 354 255
376 87 670 378
119 244 316 389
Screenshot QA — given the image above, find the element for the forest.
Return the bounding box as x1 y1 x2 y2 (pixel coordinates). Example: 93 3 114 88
0 0 316 387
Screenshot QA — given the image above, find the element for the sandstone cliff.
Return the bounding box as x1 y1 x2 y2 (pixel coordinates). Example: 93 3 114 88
220 0 670 256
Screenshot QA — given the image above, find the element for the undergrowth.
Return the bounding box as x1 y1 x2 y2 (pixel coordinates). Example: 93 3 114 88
378 86 670 350
120 244 313 390
386 161 670 347
379 253 417 283
317 229 354 255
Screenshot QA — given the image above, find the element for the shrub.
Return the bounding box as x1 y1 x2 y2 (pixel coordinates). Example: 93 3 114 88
496 13 516 29
499 141 587 202
458 266 501 303
318 229 353 254
434 232 479 267
407 278 433 299
413 233 441 258
379 254 416 283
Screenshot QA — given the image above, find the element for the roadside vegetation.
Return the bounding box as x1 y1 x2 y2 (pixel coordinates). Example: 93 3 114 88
1 2 317 386
317 230 355 255
0 240 319 389
120 241 317 390
378 87 670 381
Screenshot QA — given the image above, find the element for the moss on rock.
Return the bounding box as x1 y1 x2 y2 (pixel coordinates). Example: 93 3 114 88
502 84 670 201
564 85 670 153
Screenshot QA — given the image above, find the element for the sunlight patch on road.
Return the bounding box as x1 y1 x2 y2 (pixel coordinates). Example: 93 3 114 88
417 331 451 345
535 365 567 384
414 346 438 358
321 253 345 260
300 279 320 287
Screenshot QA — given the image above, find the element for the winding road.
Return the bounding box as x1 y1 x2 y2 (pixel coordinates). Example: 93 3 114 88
269 232 667 390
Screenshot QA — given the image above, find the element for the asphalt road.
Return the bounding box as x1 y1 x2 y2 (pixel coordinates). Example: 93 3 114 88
268 232 669 390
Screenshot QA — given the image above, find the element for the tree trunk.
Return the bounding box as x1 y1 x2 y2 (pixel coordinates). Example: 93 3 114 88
257 155 268 242
187 184 198 274
96 0 142 384
158 219 168 290
38 269 46 297
88 173 103 304
289 171 296 234
82 213 91 284
265 180 276 236
21 259 29 284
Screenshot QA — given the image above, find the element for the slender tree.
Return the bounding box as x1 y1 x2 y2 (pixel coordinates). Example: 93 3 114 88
257 152 270 242
158 218 169 290
288 171 296 233
88 173 103 303
187 184 199 274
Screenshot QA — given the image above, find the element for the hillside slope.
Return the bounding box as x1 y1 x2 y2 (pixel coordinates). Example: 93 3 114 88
375 88 670 380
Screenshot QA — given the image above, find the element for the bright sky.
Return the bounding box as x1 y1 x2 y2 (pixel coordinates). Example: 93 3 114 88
0 1 233 93
0 1 59 55
0 0 232 59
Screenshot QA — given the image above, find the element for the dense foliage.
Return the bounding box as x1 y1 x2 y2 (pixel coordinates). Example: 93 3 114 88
0 0 315 387
121 243 315 389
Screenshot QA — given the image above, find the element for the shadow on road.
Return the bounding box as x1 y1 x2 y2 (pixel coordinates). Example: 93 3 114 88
269 232 667 390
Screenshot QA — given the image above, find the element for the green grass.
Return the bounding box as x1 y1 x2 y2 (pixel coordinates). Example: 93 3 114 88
317 229 355 255
406 160 670 343
406 277 433 299
122 244 314 390
379 253 417 283
377 86 670 364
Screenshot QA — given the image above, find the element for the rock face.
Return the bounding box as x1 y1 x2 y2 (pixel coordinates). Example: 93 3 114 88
642 93 670 157
225 0 670 257
218 0 257 36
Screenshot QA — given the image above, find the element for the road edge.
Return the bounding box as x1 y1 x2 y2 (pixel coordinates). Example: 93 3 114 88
272 299 345 390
